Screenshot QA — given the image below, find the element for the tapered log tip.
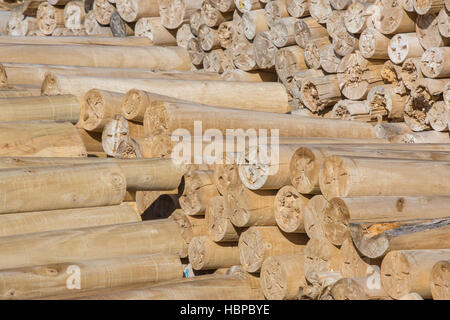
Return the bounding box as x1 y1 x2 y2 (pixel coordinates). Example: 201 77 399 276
319 155 353 200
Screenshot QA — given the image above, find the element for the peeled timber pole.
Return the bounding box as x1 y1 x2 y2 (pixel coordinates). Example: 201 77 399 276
188 236 240 270
0 253 182 300
0 219 187 270
0 44 192 70
0 204 140 237
381 249 450 299
0 121 86 157
319 156 450 200
205 195 240 243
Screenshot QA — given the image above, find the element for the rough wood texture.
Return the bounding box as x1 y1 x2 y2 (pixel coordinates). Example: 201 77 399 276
239 226 308 273
304 237 342 282
159 0 204 29
242 9 268 40
388 33 425 64
294 17 328 49
359 27 391 59
254 31 277 69
0 253 182 300
179 170 218 216
421 47 450 78
37 2 65 36
205 195 240 242
135 17 177 45
64 1 85 31
116 0 159 23
80 89 123 132
188 236 239 270
381 249 450 299
169 209 207 244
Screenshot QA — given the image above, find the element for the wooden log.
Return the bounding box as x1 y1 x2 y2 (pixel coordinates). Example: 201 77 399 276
134 17 177 45
121 89 186 123
320 156 450 200
93 0 116 25
264 0 289 27
0 44 191 70
286 0 309 17
80 274 263 299
198 24 220 51
319 44 342 73
205 195 240 242
80 89 123 132
381 249 450 299
0 253 182 300
325 196 450 246
304 237 343 282
187 37 205 66
300 74 341 113
366 84 407 121
388 33 425 64
0 163 127 214
145 101 378 139
304 195 329 239
36 2 64 36
294 17 328 49
331 100 371 122
427 101 449 132
213 162 239 196
176 23 194 48
188 236 240 270
430 260 450 300
325 8 345 39
242 9 268 40
64 1 85 31
359 27 391 59
337 52 384 100
0 95 79 123
0 219 187 270
217 20 233 49
0 204 140 238
238 226 308 272
180 170 218 216
292 69 324 100
309 0 333 23
421 47 450 78
381 60 402 85
231 38 258 71
378 0 416 34
203 48 233 73
0 121 86 157
413 0 445 14
0 88 33 98
304 37 331 70
77 128 103 153
45 74 291 113
159 0 203 29
344 2 372 34
331 28 358 57
437 7 450 37
271 17 296 48
189 9 204 36
275 45 307 93
84 10 112 35
340 236 381 279
169 209 207 244
116 0 159 23
201 0 232 27
221 69 278 82
212 0 236 12
274 185 309 233
331 274 389 300
227 184 277 227
260 254 306 300
417 13 449 51
254 31 277 69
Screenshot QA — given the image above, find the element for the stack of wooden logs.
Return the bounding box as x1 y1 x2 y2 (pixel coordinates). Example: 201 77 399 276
0 0 447 301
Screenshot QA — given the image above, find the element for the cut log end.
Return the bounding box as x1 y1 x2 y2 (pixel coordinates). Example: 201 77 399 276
380 251 412 299
159 0 186 29
81 89 106 131
93 0 116 25
303 195 328 239
427 101 449 132
122 89 148 121
260 257 289 300
116 0 140 23
331 278 369 300
290 147 320 194
254 31 277 69
286 0 308 18
430 260 450 300
37 3 61 35
206 195 239 242
421 47 448 78
274 185 308 233
319 155 352 200
64 1 85 31
187 37 205 66
238 227 265 273
323 198 350 246
101 115 131 157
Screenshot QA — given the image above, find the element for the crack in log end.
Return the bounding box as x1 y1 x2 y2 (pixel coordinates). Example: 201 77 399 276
381 251 411 299
290 147 319 194
431 260 450 300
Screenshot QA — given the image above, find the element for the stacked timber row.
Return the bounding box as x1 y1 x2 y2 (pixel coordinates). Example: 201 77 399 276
0 0 448 301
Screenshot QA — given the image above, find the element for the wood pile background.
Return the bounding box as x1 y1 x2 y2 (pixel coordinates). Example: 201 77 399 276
0 0 447 300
